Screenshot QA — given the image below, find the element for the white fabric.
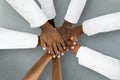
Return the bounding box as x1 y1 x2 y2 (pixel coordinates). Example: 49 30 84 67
38 0 56 20
6 0 48 28
76 46 120 80
0 27 38 49
83 12 120 36
65 0 87 23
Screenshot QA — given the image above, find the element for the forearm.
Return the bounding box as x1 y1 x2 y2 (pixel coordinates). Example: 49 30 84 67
38 0 56 20
6 0 48 28
52 58 62 80
65 0 87 23
23 52 52 80
82 12 120 36
0 27 38 49
76 46 120 79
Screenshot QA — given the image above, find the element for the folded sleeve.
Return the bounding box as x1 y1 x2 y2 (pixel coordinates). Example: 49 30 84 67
65 0 87 23
0 27 38 49
76 46 120 80
6 0 48 28
38 0 56 20
83 12 120 36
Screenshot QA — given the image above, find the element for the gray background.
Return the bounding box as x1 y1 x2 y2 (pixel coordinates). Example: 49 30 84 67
0 0 120 80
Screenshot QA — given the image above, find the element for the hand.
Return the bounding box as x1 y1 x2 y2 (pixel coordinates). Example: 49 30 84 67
57 21 72 51
66 25 83 53
67 40 80 53
40 22 65 58
70 25 83 42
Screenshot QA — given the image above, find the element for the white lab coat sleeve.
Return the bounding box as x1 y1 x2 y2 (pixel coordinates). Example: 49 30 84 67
38 0 56 20
0 27 38 49
83 12 120 36
76 46 120 80
6 0 48 28
65 0 87 23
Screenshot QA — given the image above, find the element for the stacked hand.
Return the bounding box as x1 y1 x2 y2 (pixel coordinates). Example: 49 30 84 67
24 21 84 80
39 21 84 58
67 25 83 53
40 22 66 58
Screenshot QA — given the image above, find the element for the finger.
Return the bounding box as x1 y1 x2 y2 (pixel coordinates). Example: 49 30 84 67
66 48 69 51
53 55 56 59
47 44 56 58
60 39 66 50
61 53 64 56
70 46 75 50
57 55 61 58
73 41 77 46
47 44 55 58
57 42 64 56
65 45 70 51
51 50 56 58
67 41 71 46
40 39 47 50
53 43 60 56
70 36 77 42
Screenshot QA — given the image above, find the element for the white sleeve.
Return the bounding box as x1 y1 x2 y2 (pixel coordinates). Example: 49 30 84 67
38 0 56 20
65 0 87 23
76 46 120 80
6 0 48 28
0 27 38 49
83 12 120 36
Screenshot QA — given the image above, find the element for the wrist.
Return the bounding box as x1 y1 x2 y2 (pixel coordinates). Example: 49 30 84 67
62 20 72 29
40 22 53 30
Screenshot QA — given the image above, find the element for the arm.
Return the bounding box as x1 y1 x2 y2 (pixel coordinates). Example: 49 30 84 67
68 40 120 79
6 0 48 28
69 28 120 80
65 0 87 23
58 0 87 47
0 27 38 49
70 12 120 41
6 0 65 56
49 20 62 80
82 12 120 36
69 38 119 80
24 20 62 80
38 0 56 20
23 52 52 80
52 58 62 80
76 46 120 80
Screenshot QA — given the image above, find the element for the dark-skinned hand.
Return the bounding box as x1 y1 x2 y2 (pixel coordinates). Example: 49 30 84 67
40 22 65 58
57 21 72 52
67 25 83 53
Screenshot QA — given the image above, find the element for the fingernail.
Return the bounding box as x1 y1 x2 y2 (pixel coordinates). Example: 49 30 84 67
63 47 66 49
73 42 77 45
53 55 56 58
66 49 69 51
61 53 64 56
48 51 51 53
58 55 60 58
43 48 46 50
71 46 75 49
70 37 73 40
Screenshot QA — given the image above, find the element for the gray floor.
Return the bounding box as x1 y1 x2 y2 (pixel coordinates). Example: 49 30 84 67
0 0 120 80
